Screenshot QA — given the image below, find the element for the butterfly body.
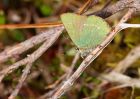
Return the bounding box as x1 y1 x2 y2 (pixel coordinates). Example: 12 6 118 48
61 13 111 57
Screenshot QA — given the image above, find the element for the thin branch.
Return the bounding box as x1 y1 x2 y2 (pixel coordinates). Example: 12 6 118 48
51 9 135 99
87 0 135 18
9 63 32 99
45 74 66 90
77 0 93 14
114 45 140 73
0 27 64 63
66 52 80 79
0 26 64 83
120 23 140 29
0 22 62 29
102 71 140 88
39 81 65 99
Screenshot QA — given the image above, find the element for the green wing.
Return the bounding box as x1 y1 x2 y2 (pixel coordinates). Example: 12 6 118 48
61 13 111 49
61 13 86 48
78 15 111 48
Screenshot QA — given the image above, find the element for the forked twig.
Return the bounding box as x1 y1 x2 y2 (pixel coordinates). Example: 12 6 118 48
0 26 64 83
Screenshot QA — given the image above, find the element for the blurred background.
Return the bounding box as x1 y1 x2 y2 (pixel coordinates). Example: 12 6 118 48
0 0 140 99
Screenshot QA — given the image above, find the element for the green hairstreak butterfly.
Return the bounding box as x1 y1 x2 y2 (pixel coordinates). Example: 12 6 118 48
61 13 111 57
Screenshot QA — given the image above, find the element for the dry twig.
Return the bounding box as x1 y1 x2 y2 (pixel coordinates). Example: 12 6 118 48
114 45 140 73
102 71 140 88
66 52 80 79
0 26 64 83
88 0 140 18
9 63 32 99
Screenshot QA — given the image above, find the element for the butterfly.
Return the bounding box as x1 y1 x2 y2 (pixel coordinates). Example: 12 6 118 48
61 13 111 57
